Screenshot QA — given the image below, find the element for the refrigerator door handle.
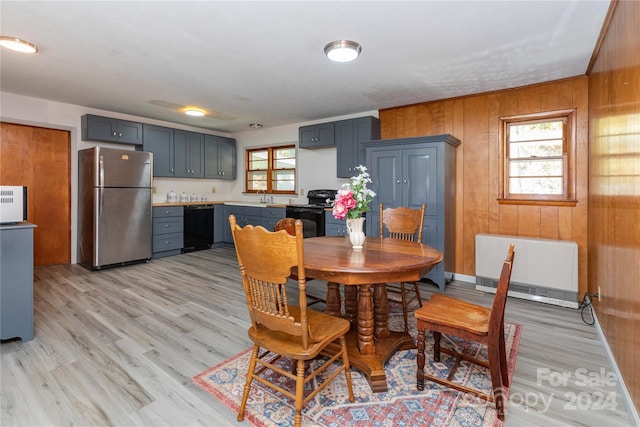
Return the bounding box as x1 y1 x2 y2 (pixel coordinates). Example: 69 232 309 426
99 155 104 188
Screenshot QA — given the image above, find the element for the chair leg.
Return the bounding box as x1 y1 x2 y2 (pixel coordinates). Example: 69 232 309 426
413 281 423 307
400 282 409 333
487 340 505 421
416 324 426 390
433 331 442 362
294 359 305 427
339 336 355 402
499 324 509 387
238 345 260 422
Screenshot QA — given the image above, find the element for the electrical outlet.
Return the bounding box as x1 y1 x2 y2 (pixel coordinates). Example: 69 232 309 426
211 186 216 193
598 286 602 302
152 186 157 194
299 188 304 196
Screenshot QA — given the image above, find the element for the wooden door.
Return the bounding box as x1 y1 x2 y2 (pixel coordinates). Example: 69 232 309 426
0 122 71 266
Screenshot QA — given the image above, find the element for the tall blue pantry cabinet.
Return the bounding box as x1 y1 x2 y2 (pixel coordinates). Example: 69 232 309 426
363 134 460 292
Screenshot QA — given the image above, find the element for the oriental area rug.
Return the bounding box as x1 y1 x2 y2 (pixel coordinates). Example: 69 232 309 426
193 311 522 427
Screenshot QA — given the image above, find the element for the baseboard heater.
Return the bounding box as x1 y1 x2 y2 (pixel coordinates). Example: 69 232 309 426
475 234 579 308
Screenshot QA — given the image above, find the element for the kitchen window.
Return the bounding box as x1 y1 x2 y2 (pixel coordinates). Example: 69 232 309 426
499 110 577 206
246 145 296 194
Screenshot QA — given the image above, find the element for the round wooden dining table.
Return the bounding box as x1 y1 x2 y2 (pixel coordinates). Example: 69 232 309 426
301 236 443 392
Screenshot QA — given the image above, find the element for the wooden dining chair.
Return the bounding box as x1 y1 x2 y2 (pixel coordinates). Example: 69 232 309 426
379 203 426 332
415 244 515 421
229 215 354 427
274 217 325 306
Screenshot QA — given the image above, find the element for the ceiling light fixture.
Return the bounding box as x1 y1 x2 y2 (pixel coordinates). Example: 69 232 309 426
184 107 206 117
249 123 263 129
0 36 38 53
324 40 362 63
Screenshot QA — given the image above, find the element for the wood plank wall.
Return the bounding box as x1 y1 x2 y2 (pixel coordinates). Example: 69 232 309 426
379 77 589 298
587 0 640 415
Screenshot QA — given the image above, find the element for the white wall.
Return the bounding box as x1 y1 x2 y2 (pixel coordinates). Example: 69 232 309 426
1 91 377 263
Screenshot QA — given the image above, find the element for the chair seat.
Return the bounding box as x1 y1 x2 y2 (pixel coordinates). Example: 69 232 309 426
249 306 351 360
415 295 491 336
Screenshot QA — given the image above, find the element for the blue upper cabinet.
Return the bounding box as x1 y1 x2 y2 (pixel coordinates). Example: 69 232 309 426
174 130 204 178
299 122 335 148
82 114 143 145
336 116 380 178
142 124 174 177
204 135 236 180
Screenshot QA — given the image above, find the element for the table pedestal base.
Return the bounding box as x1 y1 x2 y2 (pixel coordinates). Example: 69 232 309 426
342 329 415 392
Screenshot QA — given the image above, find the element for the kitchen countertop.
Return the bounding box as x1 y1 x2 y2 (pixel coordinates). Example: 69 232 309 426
152 201 287 208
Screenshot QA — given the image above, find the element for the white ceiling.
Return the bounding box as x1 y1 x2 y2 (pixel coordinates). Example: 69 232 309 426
1 1 610 134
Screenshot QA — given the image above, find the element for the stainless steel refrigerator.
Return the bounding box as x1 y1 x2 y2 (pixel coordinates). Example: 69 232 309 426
78 147 153 270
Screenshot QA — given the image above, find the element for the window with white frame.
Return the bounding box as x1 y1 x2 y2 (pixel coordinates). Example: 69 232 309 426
500 110 577 205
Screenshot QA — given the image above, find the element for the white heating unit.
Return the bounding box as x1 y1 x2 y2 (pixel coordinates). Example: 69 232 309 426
475 234 579 308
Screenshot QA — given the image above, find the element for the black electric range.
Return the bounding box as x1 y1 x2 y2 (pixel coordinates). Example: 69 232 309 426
285 189 336 237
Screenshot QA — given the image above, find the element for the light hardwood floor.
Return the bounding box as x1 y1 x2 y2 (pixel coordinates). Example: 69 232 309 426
1 247 635 426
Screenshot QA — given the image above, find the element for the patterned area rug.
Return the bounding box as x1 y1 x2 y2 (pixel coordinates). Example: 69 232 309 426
193 312 522 427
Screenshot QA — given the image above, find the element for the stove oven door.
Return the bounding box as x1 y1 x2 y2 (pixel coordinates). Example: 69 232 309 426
285 206 324 237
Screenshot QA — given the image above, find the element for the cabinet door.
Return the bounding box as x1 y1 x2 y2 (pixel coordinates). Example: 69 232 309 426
336 120 356 177
143 124 174 177
213 205 225 244
299 125 318 148
369 149 403 211
174 130 189 177
403 147 438 214
116 120 143 144
203 135 219 179
174 130 203 178
217 137 236 179
187 132 204 178
315 122 335 147
85 115 117 142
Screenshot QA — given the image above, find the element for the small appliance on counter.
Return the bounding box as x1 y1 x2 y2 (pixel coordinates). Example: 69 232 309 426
167 190 177 203
180 192 189 202
0 186 28 224
190 193 198 202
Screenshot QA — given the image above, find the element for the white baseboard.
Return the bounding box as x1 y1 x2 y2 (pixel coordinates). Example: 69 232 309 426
593 310 640 426
446 272 475 284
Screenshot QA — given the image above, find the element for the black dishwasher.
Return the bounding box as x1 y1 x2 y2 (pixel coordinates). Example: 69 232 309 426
183 205 214 252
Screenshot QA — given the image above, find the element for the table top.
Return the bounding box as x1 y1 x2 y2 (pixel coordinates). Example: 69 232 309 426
301 236 443 285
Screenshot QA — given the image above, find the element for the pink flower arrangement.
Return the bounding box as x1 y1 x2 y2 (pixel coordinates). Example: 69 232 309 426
332 165 375 220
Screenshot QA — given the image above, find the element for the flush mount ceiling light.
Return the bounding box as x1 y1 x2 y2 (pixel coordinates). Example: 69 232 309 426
0 36 38 53
249 123 263 129
184 107 206 117
324 40 362 63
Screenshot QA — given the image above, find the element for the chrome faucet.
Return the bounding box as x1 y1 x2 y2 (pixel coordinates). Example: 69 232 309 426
257 189 267 203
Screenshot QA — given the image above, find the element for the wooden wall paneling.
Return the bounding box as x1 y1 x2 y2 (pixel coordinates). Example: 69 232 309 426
487 94 501 234
557 206 573 240
539 206 560 240
452 99 465 273
516 205 541 238
432 102 445 135
416 104 431 136
587 0 640 414
498 204 518 236
517 85 542 114
461 96 490 275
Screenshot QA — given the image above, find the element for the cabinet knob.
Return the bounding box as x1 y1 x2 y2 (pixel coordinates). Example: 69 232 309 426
112 131 117 136
118 132 123 137
403 180 408 184
396 180 401 184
